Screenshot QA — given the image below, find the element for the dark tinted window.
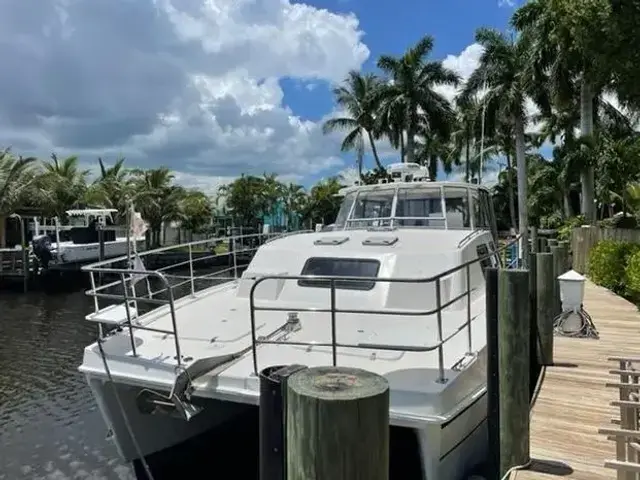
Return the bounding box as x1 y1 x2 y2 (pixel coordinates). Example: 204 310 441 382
476 244 493 276
298 257 380 291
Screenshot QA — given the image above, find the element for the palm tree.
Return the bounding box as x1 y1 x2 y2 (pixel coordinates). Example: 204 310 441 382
512 0 611 223
43 153 89 218
87 157 131 221
376 35 460 164
451 96 483 183
304 177 343 225
0 150 40 247
179 190 213 241
323 71 384 176
282 183 306 229
464 28 535 264
131 167 182 246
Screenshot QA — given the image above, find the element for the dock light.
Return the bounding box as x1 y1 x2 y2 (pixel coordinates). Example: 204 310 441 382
558 269 585 313
554 269 598 338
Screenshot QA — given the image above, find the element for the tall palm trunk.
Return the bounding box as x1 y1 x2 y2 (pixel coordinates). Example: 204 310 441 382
465 134 471 183
506 153 517 232
580 80 596 224
366 131 384 170
400 134 405 162
514 114 529 267
428 155 438 180
563 192 572 218
405 125 416 164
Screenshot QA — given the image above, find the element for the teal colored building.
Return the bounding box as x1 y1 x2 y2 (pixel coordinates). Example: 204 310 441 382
261 201 303 231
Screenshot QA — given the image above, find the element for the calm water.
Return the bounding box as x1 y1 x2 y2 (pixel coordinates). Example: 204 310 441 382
0 283 134 480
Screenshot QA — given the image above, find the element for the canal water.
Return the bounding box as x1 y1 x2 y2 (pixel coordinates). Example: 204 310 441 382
0 282 135 480
0 276 486 480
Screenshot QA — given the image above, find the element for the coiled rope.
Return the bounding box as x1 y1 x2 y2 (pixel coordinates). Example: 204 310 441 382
553 306 599 339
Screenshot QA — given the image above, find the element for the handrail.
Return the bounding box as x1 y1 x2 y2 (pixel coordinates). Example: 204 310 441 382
248 234 521 383
83 229 311 367
83 227 520 384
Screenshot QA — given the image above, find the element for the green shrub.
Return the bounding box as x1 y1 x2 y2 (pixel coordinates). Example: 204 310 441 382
557 215 586 242
625 249 640 297
587 240 640 293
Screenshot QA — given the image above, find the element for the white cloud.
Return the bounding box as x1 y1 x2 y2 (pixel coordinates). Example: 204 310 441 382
435 43 484 103
0 0 369 186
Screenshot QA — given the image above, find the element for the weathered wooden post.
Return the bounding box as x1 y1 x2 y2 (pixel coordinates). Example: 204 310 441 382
548 238 558 248
536 253 555 366
259 365 307 480
558 240 571 271
486 267 500 480
538 237 548 253
551 245 568 316
498 268 531 477
286 366 389 480
528 251 539 398
530 227 538 254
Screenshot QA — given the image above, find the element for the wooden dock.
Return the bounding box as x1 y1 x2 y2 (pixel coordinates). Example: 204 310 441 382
0 248 32 291
511 280 640 480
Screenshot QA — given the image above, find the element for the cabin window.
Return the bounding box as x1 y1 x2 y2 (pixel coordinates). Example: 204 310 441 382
395 187 443 227
444 187 470 229
350 190 394 227
334 192 356 229
472 191 491 229
298 257 380 291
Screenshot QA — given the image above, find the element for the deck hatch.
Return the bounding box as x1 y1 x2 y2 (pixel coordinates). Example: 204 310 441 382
362 235 398 246
313 236 349 246
298 257 380 290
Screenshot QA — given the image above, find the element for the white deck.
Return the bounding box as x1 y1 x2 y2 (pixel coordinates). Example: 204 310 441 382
81 280 488 426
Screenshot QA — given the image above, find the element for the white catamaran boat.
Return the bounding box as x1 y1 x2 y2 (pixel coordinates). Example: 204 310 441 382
79 163 518 479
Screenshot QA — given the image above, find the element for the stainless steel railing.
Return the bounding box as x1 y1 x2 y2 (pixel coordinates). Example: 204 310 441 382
83 228 520 380
83 229 312 366
248 235 521 383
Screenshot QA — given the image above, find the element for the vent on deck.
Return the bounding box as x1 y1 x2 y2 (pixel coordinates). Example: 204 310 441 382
362 235 398 246
313 236 350 246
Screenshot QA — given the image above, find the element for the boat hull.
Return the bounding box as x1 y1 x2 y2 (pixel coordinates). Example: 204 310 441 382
86 375 487 480
86 376 252 462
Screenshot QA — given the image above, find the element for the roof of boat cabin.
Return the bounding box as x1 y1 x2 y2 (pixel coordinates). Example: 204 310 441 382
261 229 490 255
337 180 492 196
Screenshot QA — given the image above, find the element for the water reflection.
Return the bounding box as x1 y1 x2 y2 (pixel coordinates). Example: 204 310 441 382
0 285 134 480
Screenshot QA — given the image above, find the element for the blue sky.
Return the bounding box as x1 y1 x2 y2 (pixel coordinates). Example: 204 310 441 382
282 0 522 185
0 0 534 194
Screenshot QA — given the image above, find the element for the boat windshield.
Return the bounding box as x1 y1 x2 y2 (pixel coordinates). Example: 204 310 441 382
333 184 494 231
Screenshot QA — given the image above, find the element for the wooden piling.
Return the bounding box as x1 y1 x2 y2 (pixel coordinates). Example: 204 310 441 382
538 237 548 253
498 268 531 477
286 366 389 480
558 240 571 270
530 227 538 254
551 245 568 316
548 238 558 248
528 252 540 398
536 253 555 366
486 267 500 480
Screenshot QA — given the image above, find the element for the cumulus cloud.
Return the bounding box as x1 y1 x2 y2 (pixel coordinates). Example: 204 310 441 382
0 0 369 190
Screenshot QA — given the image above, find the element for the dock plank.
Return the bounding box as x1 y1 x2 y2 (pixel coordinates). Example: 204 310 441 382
511 281 640 479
